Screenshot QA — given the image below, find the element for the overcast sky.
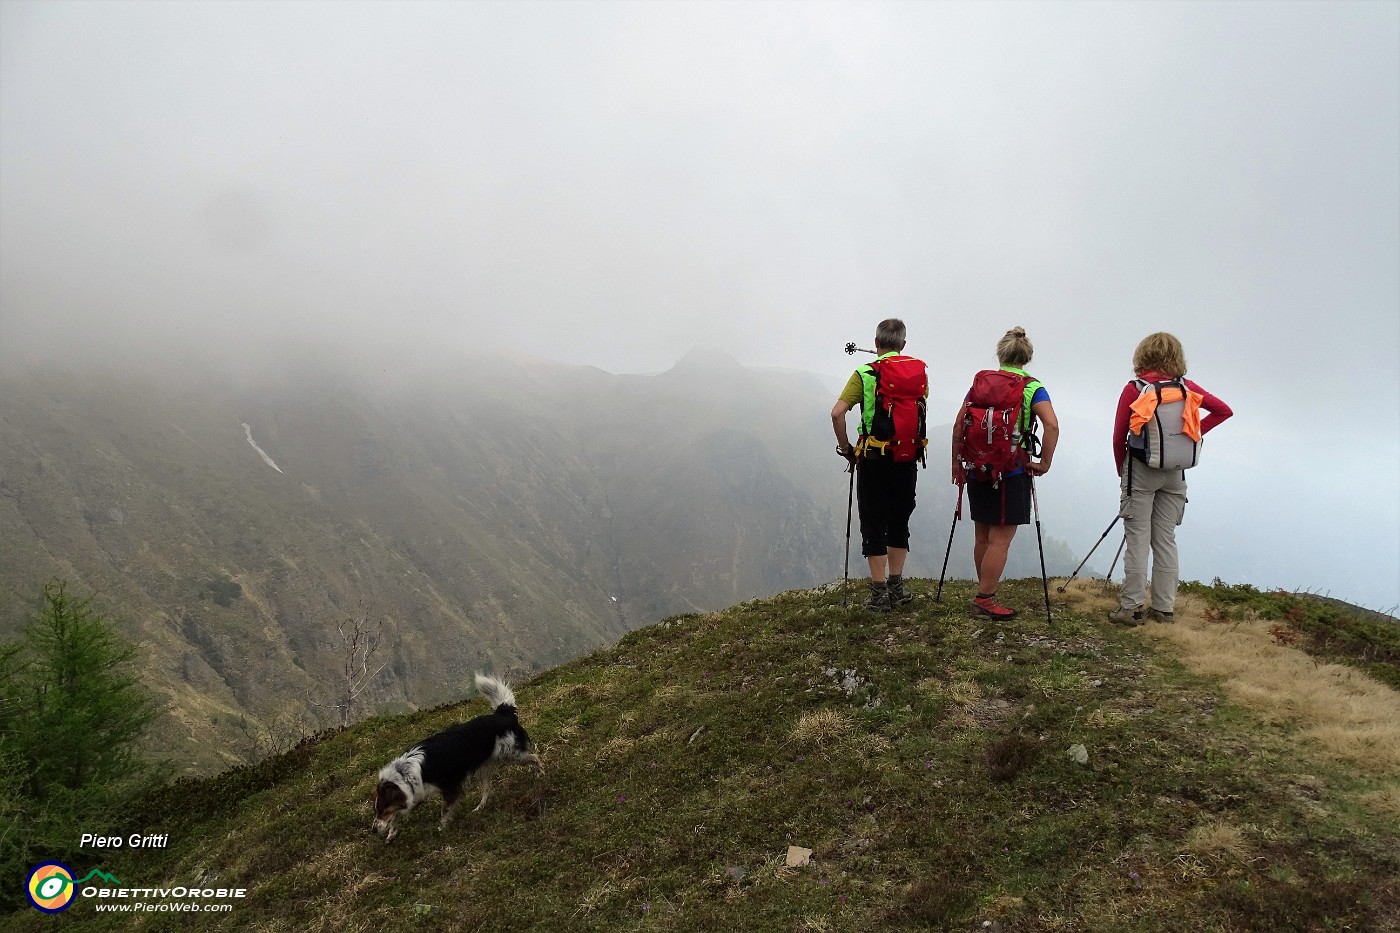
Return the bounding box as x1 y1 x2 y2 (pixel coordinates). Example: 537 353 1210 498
2 1 1397 604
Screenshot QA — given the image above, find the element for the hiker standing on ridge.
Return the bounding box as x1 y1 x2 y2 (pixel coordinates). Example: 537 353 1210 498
831 319 929 612
1108 332 1233 626
951 327 1059 620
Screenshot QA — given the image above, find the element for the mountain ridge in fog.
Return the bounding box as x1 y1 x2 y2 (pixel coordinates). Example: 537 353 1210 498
8 349 1009 770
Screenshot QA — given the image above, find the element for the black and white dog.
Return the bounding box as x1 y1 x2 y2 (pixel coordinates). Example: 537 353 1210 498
371 673 542 844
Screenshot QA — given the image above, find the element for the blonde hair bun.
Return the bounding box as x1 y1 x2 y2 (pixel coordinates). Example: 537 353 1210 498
996 327 1033 367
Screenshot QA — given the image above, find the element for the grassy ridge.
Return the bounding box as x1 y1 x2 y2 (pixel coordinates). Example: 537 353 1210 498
12 579 1398 931
1180 580 1400 691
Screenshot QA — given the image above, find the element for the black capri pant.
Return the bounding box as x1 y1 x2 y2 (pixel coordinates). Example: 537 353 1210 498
856 455 918 557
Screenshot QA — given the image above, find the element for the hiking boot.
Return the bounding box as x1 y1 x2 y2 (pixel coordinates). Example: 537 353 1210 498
887 576 913 607
972 594 1016 620
1107 607 1144 627
865 584 892 613
1146 608 1175 624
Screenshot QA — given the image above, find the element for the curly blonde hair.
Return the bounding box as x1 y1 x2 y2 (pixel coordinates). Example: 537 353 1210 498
996 327 1033 367
1132 332 1187 377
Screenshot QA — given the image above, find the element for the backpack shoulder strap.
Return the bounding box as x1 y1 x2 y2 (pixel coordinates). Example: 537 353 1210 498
1018 373 1042 433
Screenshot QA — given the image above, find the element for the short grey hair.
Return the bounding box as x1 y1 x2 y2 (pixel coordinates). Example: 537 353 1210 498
875 318 906 352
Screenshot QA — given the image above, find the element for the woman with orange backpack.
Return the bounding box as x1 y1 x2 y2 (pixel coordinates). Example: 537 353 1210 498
950 327 1059 620
1108 333 1233 626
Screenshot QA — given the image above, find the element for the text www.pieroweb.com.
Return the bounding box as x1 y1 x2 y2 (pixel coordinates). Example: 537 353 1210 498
92 901 235 913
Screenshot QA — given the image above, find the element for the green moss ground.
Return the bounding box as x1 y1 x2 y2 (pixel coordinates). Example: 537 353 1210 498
11 579 1397 932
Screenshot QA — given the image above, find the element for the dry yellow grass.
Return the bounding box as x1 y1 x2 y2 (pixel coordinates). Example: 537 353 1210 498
1144 596 1400 776
914 676 943 695
948 679 984 706
534 681 593 707
1184 820 1254 864
1058 578 1400 816
790 708 853 746
574 880 617 918
850 733 893 757
1361 784 1400 820
1086 707 1129 729
595 734 638 762
1053 577 1119 616
653 684 684 703
1061 581 1400 768
986 894 1026 920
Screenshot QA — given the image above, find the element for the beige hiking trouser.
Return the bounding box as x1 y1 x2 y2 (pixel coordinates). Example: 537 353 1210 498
1118 459 1188 613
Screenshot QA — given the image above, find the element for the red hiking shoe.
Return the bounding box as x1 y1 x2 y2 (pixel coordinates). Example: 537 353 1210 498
972 595 1017 620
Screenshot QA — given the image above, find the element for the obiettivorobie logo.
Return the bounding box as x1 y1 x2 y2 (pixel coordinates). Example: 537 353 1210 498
26 863 122 913
25 862 247 914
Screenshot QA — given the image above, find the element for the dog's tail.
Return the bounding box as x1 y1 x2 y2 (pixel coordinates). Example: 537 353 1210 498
474 673 517 714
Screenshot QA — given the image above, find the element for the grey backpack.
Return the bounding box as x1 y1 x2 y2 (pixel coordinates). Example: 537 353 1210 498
1126 378 1201 470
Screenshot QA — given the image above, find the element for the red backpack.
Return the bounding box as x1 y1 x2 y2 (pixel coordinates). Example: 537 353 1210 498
862 355 928 464
958 369 1036 485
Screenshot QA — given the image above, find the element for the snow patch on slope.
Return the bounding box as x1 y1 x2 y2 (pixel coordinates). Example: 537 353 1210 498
242 423 284 474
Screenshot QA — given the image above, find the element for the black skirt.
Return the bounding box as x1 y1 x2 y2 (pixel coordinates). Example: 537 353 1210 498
966 473 1031 526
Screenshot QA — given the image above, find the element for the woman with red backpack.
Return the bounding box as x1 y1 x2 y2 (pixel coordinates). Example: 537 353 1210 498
1108 333 1233 626
951 327 1059 620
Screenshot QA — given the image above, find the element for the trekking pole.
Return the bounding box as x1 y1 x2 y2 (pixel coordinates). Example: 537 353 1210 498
843 343 877 355
1102 534 1126 593
1055 514 1122 593
841 455 856 608
935 483 963 603
1029 475 1053 625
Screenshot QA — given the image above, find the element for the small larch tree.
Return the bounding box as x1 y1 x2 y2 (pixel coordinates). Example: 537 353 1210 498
0 580 156 909
3 580 156 796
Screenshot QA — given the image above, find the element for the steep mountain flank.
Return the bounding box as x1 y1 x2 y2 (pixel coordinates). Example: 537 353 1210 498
0 352 1081 770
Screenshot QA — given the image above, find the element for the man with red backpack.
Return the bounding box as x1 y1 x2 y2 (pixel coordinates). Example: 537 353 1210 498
831 319 929 611
951 327 1060 620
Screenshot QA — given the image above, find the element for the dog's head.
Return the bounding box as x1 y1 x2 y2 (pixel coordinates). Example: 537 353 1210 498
370 780 409 842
